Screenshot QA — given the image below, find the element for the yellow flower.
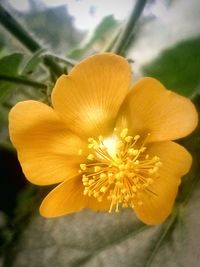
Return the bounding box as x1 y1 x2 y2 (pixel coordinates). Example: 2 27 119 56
9 53 198 225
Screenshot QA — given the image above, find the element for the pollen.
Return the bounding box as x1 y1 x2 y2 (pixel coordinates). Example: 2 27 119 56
79 128 162 213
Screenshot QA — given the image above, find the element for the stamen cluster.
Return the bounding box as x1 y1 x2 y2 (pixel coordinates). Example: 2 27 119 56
79 128 162 212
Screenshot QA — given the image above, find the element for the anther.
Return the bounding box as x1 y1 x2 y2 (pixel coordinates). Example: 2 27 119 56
128 148 138 156
88 179 94 185
134 135 140 141
100 173 106 179
80 164 86 171
87 154 95 160
82 176 88 182
156 162 162 167
125 136 133 142
88 144 94 149
100 186 107 193
120 128 128 139
140 147 146 152
94 166 101 172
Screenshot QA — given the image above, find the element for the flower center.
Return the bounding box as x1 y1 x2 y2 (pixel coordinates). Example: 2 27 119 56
79 128 162 212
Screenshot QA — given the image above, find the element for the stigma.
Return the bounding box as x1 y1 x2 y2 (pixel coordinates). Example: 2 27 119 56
79 128 162 213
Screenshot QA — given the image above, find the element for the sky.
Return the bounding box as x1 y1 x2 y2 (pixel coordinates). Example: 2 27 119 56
7 0 134 31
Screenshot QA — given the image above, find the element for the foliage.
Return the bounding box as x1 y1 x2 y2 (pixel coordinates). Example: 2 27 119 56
68 15 118 59
0 53 24 101
142 37 200 96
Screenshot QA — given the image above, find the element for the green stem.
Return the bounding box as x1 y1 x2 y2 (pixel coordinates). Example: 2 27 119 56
102 27 122 53
113 0 148 55
43 53 77 67
0 4 40 52
0 74 47 89
0 4 63 77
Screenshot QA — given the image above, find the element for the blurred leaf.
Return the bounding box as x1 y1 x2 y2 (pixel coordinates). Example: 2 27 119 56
68 15 118 59
0 53 24 101
22 49 45 76
3 113 200 267
142 37 200 96
0 53 23 75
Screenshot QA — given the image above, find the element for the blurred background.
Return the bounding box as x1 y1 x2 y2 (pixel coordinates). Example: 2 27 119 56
0 0 200 266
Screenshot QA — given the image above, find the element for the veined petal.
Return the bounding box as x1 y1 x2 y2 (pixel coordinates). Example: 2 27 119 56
40 176 86 217
133 141 192 225
40 175 109 217
117 77 198 142
52 53 131 138
9 101 86 185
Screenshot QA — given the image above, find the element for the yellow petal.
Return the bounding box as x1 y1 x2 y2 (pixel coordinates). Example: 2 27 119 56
117 77 198 142
9 101 86 185
87 194 110 212
40 176 86 217
40 175 109 217
52 53 131 137
133 141 192 225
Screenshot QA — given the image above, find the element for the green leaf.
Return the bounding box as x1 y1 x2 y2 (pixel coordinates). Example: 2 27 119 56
3 114 200 267
142 37 200 96
68 15 118 59
22 49 45 76
0 53 24 75
0 53 24 101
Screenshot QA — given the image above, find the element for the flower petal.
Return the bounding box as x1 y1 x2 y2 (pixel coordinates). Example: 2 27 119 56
133 141 192 225
9 101 86 185
52 53 131 137
40 176 86 217
117 77 198 142
40 175 109 217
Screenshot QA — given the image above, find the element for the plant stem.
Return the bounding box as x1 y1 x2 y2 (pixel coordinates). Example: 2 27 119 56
0 74 47 89
0 4 40 52
43 53 77 67
113 0 148 55
103 27 122 53
0 4 63 77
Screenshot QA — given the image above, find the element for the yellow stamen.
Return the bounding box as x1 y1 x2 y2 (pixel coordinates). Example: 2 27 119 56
87 154 95 160
79 128 161 213
80 164 86 171
120 128 128 139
